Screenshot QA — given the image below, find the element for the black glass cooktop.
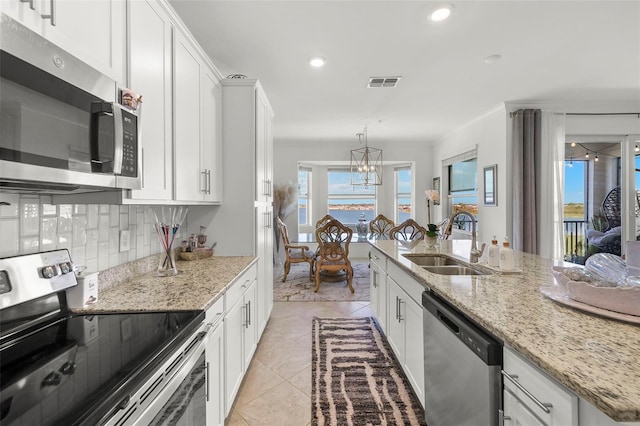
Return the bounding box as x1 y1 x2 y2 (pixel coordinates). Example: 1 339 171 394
0 310 204 426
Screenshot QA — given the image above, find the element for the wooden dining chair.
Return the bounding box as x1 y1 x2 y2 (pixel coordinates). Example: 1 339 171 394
315 214 335 229
369 214 394 239
389 218 427 241
314 219 354 293
276 217 315 282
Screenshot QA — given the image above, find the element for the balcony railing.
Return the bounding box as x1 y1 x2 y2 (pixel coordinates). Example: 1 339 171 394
564 219 588 264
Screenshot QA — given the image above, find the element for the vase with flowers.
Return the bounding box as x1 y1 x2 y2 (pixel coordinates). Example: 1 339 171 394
425 190 440 247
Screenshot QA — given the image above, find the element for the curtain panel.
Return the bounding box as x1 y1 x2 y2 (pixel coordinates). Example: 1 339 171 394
512 109 542 254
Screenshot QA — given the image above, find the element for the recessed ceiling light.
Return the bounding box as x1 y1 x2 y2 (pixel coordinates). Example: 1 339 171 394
428 4 454 22
483 54 502 64
309 57 326 68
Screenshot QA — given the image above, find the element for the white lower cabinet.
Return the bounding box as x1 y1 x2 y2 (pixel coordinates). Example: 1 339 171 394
385 270 425 408
502 346 578 426
369 248 387 333
204 297 225 426
224 264 258 417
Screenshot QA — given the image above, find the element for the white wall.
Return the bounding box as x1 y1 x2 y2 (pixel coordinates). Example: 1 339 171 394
273 138 433 235
430 105 508 245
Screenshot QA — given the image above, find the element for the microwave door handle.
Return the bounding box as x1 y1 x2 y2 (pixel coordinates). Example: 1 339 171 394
112 106 124 175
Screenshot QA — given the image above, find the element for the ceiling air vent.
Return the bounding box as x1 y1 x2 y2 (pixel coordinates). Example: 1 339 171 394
367 76 401 88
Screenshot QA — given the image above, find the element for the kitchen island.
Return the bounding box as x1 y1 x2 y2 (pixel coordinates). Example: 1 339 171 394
369 239 639 424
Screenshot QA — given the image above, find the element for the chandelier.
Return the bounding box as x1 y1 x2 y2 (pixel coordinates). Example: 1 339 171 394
350 126 382 187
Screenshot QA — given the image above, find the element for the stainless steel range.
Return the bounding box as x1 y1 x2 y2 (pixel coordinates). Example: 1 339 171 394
0 250 206 425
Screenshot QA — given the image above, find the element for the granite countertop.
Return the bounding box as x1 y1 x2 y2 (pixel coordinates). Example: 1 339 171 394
369 239 640 423
75 256 257 313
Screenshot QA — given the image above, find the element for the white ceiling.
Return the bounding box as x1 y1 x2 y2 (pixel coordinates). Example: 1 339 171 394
168 0 640 145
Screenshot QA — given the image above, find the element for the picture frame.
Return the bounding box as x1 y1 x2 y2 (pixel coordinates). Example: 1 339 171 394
432 177 440 205
483 165 497 206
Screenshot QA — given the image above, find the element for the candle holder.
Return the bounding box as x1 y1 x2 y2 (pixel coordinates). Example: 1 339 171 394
153 206 188 276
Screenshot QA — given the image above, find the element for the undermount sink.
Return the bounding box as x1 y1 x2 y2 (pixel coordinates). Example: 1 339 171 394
402 254 462 267
422 265 489 276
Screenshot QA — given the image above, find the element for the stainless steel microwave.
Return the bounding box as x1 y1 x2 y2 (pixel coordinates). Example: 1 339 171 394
0 14 141 194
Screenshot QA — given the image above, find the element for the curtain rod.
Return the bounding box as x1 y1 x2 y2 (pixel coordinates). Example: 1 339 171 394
509 111 640 118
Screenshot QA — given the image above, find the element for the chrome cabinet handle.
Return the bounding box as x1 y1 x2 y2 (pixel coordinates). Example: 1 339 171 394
398 299 404 322
501 371 552 414
201 170 207 193
205 361 210 402
20 0 35 10
247 300 251 326
41 0 56 26
372 271 378 288
206 169 211 194
498 409 511 425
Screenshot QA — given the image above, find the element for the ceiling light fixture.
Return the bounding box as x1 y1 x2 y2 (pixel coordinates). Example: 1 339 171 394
428 4 454 21
567 157 573 167
585 151 590 159
635 144 639 152
595 153 599 162
571 141 576 147
309 57 326 68
350 126 382 188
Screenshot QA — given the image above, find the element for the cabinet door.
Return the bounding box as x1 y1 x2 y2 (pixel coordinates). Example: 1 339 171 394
243 280 258 368
224 298 244 416
128 0 173 201
201 68 222 203
255 89 273 202
403 294 425 407
369 259 387 332
386 277 405 359
173 30 203 202
1 0 125 82
206 322 225 426
256 205 273 334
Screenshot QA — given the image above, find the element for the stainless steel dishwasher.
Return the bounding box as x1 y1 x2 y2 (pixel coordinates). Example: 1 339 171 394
422 291 503 426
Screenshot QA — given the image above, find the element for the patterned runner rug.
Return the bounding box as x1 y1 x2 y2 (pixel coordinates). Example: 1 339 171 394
312 317 426 425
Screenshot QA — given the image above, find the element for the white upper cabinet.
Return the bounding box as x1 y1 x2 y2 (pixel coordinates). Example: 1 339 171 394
1 0 126 82
200 68 222 203
128 0 173 201
173 29 222 204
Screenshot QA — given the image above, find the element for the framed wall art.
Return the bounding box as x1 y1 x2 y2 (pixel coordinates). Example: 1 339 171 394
483 165 497 206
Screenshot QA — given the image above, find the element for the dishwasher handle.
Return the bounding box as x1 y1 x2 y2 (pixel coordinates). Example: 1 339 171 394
422 290 502 366
437 310 460 335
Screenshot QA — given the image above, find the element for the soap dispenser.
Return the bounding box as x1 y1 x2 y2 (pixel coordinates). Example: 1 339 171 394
499 237 514 271
488 236 500 267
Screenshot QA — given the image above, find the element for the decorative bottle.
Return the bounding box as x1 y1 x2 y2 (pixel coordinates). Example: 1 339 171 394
488 236 500 267
499 237 514 271
357 213 368 238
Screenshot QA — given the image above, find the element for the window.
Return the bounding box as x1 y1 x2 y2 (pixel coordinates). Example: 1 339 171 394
298 167 311 226
448 158 477 232
564 159 588 262
328 169 375 224
395 167 411 223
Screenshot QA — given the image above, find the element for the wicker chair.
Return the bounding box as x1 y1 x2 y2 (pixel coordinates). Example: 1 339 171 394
276 217 315 282
369 214 394 239
389 218 427 241
314 219 354 293
601 186 621 230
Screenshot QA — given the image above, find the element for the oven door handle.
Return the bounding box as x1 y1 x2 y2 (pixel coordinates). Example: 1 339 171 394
104 327 209 426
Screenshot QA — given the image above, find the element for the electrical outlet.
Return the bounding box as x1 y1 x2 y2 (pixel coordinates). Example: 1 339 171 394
119 230 130 252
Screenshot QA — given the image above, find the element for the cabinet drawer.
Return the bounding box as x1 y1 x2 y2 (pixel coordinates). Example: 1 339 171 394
387 261 425 304
225 263 258 309
369 247 387 271
503 346 578 426
205 296 225 327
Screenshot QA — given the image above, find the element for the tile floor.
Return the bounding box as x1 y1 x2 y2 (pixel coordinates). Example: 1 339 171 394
227 301 374 426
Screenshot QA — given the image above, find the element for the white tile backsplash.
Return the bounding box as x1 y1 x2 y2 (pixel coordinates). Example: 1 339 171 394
0 195 182 272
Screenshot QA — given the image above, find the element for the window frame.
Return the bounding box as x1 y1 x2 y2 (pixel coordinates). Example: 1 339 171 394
394 165 412 224
298 166 312 226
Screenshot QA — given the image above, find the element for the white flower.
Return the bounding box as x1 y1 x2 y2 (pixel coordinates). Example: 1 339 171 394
425 189 440 203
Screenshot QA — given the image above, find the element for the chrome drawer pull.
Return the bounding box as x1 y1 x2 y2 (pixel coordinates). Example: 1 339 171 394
501 370 552 414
